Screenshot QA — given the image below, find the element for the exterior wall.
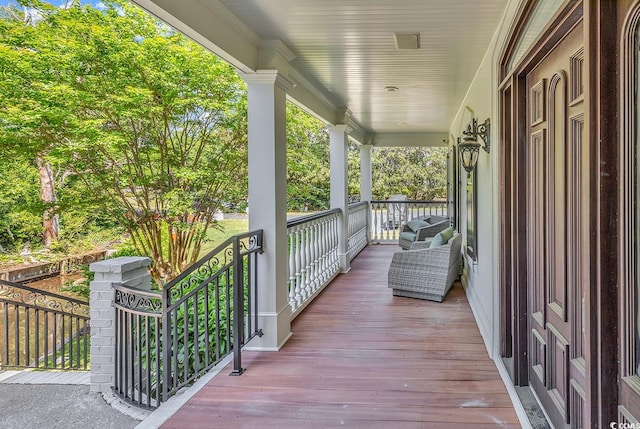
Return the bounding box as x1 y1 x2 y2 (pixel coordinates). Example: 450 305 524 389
448 1 524 358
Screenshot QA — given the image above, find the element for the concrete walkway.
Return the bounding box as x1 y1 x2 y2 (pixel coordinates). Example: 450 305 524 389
0 371 148 429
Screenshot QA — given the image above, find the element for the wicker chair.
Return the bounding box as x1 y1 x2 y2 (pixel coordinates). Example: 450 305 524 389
388 233 462 302
398 215 450 250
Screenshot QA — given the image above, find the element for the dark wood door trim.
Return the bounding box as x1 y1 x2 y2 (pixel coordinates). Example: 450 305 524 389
616 0 640 424
586 0 619 426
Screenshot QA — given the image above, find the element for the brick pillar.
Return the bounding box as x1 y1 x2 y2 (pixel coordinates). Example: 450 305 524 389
88 256 151 393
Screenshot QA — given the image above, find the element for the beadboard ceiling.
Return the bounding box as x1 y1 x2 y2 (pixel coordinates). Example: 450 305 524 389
133 0 509 144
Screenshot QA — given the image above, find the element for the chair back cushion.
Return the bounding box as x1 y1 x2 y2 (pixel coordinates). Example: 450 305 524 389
440 226 454 243
429 232 447 248
406 219 430 232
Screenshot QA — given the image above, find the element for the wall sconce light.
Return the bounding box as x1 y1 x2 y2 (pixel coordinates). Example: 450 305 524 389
458 118 490 174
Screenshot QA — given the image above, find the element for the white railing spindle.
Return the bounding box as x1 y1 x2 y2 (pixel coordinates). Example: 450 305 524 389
287 209 342 319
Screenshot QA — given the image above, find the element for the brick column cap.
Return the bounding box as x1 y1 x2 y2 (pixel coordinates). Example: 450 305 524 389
90 256 151 274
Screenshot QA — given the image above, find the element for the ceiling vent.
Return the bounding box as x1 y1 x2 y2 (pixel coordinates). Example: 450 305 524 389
394 33 420 50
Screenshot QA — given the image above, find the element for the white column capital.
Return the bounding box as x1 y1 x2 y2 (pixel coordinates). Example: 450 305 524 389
258 39 295 71
334 108 352 125
240 69 294 92
329 123 352 136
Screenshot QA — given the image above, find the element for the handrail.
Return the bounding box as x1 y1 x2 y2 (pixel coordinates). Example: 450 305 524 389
286 208 341 228
0 278 89 309
0 279 90 370
164 229 264 296
370 199 445 204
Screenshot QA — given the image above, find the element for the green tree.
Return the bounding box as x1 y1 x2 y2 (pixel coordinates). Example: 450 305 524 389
286 103 330 211
0 156 42 250
0 1 248 281
0 1 83 247
370 147 448 200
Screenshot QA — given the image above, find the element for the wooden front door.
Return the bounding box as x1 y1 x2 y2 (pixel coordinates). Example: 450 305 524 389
525 21 586 428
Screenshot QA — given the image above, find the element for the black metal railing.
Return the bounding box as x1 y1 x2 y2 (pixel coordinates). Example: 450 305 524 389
113 229 264 408
0 279 90 370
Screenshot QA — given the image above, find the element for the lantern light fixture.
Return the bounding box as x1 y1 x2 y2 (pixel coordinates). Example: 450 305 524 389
458 118 490 175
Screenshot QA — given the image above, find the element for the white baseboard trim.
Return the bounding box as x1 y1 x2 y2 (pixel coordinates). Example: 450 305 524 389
493 358 534 429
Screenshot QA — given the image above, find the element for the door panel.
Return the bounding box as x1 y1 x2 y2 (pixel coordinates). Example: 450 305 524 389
526 21 585 428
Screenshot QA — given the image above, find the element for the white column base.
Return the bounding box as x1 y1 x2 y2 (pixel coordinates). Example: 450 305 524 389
338 253 351 273
244 304 292 351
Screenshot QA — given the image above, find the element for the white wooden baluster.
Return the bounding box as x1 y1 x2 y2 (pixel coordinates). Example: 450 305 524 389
305 224 313 298
288 230 296 311
300 226 308 302
384 202 389 241
306 222 315 295
332 217 340 267
313 221 321 291
373 203 379 242
322 219 329 283
311 221 319 294
307 224 314 297
316 219 323 284
294 228 302 307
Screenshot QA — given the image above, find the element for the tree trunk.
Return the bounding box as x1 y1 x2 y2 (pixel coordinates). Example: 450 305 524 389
36 156 59 246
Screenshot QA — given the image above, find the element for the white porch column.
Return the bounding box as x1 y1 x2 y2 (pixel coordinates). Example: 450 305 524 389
330 124 351 272
360 144 372 202
359 144 373 243
242 70 292 350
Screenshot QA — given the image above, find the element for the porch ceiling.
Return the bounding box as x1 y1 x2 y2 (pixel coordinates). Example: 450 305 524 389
132 0 508 146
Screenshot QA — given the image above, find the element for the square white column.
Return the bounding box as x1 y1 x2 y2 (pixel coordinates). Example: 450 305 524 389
360 144 372 202
329 124 350 272
242 70 292 350
359 144 373 243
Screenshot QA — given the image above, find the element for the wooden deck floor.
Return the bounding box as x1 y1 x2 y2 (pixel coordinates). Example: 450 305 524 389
161 245 521 428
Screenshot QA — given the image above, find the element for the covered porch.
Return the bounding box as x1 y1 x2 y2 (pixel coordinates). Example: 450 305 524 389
152 244 520 428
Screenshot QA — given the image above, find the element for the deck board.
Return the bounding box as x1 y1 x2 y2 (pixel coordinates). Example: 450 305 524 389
161 245 520 428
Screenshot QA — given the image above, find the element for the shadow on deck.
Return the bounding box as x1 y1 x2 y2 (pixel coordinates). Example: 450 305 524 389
159 244 520 428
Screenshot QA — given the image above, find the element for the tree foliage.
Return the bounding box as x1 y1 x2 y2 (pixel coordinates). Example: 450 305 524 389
348 146 448 201
371 147 448 200
286 103 330 211
0 0 247 281
0 0 447 281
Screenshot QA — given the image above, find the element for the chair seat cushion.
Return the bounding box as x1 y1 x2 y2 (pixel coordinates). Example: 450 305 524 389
400 231 416 242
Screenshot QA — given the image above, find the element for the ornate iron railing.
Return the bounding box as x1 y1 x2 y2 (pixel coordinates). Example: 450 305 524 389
113 230 264 408
347 201 369 260
0 279 89 370
287 209 341 318
370 200 448 242
113 284 162 408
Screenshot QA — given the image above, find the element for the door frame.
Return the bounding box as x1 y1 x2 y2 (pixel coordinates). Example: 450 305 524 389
497 0 620 426
617 0 640 422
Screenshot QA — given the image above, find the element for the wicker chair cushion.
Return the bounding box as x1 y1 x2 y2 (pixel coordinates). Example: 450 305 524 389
405 219 430 232
440 226 454 242
400 231 416 242
430 231 447 248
